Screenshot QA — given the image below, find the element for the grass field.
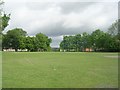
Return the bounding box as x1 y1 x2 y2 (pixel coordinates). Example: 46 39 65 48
2 52 118 88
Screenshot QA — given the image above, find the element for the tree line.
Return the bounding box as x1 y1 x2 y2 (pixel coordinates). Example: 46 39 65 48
60 20 120 52
2 28 52 52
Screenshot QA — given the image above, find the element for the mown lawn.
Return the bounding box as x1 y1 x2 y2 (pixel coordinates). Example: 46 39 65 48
2 52 118 88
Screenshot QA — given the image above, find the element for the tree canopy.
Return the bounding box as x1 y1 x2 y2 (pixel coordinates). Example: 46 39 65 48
2 28 27 51
2 28 52 52
60 29 119 52
1 14 10 32
108 19 119 36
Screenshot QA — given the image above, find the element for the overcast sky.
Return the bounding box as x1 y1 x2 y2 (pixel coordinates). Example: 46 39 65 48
3 0 118 47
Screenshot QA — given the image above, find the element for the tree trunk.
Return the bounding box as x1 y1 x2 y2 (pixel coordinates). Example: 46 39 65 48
15 48 18 52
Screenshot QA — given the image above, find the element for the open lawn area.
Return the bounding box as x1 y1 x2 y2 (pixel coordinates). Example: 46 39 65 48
2 52 118 88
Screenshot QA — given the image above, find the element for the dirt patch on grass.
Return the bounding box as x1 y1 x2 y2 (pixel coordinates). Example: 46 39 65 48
104 56 119 58
95 84 117 88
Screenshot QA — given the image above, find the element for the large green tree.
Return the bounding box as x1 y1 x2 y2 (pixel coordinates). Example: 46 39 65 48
25 36 36 52
60 36 70 52
74 34 82 51
108 19 119 36
1 14 10 32
2 28 27 51
0 0 10 33
108 19 120 51
81 32 91 51
90 29 104 51
36 33 52 51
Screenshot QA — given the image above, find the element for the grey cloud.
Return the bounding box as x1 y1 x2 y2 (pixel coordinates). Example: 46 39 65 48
28 21 95 37
59 2 95 14
24 2 95 14
25 2 55 11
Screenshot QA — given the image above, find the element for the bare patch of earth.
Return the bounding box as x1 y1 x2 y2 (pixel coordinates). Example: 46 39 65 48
104 56 119 58
94 84 117 88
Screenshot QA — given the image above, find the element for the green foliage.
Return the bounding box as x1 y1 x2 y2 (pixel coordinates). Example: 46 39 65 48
36 33 52 51
0 6 10 50
19 37 26 50
60 36 75 52
81 32 91 51
25 36 35 51
1 14 10 32
73 34 81 51
91 29 104 51
108 20 119 36
24 33 52 52
2 28 27 51
2 29 52 52
60 29 119 52
36 33 49 51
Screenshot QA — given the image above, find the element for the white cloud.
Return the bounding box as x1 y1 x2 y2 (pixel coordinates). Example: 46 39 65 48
63 12 84 28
